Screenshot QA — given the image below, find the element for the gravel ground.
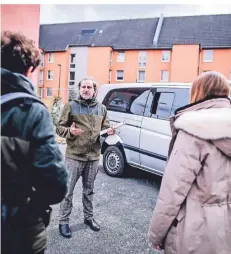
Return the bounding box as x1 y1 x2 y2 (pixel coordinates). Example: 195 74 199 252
45 145 163 254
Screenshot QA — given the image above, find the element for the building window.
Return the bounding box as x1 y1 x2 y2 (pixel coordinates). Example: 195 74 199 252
46 88 52 97
39 70 43 84
117 52 125 62
161 51 170 62
70 54 76 68
203 50 213 62
40 52 44 67
116 70 124 81
69 71 75 81
160 70 169 82
69 71 75 86
38 88 43 98
137 71 145 83
138 51 147 68
48 53 54 63
47 70 53 80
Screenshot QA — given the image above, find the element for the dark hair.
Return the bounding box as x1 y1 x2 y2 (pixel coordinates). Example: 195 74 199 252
1 31 40 74
190 71 230 103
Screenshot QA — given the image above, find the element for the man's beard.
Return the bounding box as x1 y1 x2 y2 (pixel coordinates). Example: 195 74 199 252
81 94 93 100
80 94 94 103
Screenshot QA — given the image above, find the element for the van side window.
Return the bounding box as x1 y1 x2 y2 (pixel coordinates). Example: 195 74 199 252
144 91 175 120
103 88 150 116
170 88 189 114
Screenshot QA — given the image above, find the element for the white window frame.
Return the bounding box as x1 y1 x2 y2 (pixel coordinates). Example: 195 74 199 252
70 54 76 63
160 70 169 82
40 52 44 67
69 81 75 86
48 53 54 63
203 50 213 62
47 70 53 80
161 51 170 62
137 70 145 83
39 70 44 84
116 70 124 81
70 54 76 68
46 88 52 97
38 88 43 98
69 71 75 86
117 51 125 62
138 51 147 68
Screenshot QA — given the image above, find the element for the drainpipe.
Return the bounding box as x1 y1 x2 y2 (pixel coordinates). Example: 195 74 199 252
57 64 62 97
197 45 201 75
153 13 164 47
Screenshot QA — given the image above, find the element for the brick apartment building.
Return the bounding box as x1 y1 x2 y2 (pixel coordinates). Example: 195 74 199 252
1 4 40 85
38 14 231 109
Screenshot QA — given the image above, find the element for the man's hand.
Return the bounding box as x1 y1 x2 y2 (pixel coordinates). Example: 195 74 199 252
107 126 116 136
70 122 84 136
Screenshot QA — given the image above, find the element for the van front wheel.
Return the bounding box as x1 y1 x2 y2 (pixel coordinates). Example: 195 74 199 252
103 146 125 177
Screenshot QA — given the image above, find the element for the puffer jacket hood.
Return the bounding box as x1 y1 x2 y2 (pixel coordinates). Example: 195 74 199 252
1 68 36 96
174 107 231 158
170 97 231 158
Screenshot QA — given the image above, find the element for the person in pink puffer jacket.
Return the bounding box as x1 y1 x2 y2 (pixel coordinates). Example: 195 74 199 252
148 71 231 254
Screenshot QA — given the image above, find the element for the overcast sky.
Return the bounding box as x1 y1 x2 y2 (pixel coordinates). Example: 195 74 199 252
40 4 231 24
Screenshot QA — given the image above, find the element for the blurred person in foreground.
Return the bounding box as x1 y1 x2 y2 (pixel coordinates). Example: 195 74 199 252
56 77 115 238
148 71 231 254
1 31 68 254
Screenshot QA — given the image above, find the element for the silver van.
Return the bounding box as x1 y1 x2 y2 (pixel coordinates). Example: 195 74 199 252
97 83 191 177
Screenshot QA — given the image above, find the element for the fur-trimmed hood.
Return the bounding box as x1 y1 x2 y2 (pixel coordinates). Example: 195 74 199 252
172 97 231 158
174 108 231 140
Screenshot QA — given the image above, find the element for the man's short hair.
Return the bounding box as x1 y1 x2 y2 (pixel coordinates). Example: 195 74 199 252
1 31 40 74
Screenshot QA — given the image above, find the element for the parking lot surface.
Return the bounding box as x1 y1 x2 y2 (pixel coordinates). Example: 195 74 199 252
45 145 162 254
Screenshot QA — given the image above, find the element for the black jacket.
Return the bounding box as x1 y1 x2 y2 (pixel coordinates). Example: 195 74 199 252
1 68 68 253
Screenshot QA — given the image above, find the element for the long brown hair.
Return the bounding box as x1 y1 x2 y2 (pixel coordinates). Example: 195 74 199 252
190 71 230 103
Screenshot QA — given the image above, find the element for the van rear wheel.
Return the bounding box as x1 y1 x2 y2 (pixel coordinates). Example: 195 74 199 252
103 146 125 177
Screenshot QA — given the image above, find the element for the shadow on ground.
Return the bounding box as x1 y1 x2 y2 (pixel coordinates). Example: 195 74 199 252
98 164 162 190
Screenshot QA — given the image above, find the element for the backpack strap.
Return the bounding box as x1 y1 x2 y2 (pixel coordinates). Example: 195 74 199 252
1 92 45 106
